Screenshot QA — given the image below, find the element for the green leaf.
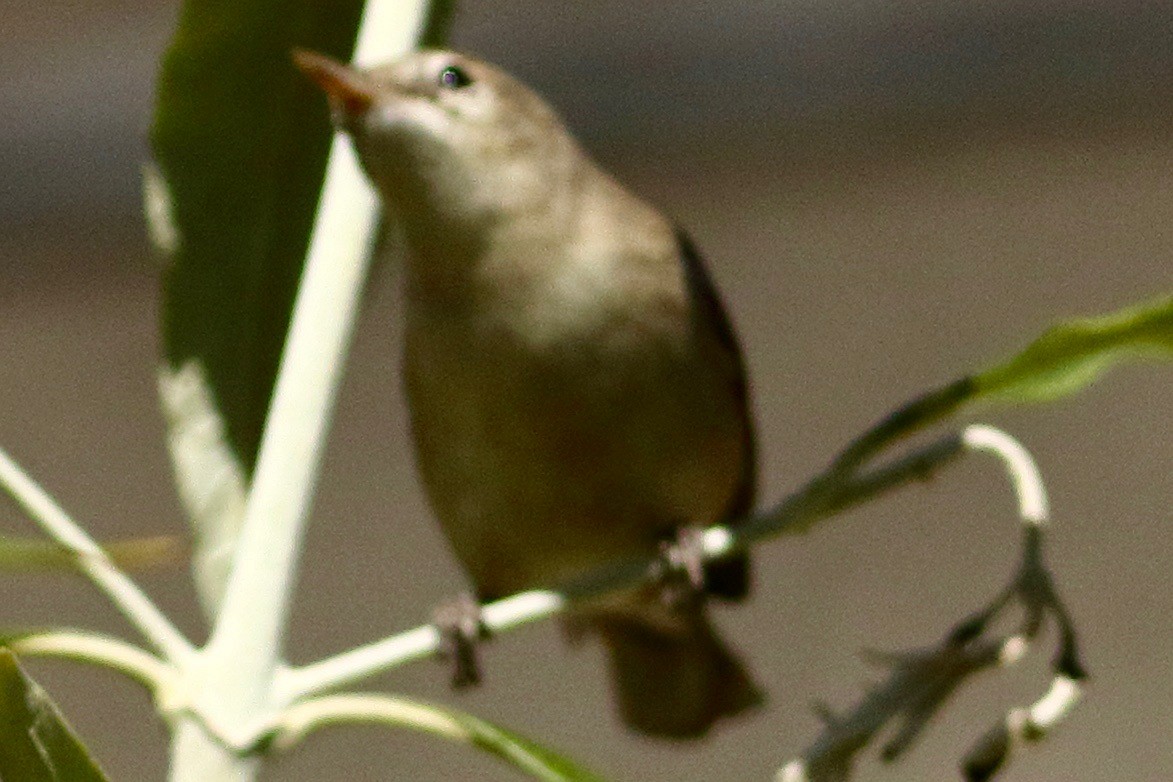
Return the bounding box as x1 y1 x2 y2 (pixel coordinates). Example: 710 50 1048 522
0 535 180 573
149 0 368 479
0 649 109 781
443 708 609 782
826 293 1173 473
156 361 249 617
975 292 1173 404
148 0 367 615
147 0 458 619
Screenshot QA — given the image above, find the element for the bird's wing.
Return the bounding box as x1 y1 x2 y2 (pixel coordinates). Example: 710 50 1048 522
675 227 757 599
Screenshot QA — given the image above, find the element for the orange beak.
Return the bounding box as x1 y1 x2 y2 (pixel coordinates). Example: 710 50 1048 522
292 49 375 119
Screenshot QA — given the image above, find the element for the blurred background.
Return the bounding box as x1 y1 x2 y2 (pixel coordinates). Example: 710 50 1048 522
2 1 1170 780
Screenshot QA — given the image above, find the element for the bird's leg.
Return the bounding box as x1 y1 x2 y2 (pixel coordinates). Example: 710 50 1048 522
432 592 489 688
655 525 708 609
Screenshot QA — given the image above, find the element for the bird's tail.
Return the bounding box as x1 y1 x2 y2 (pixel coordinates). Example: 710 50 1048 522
592 608 762 738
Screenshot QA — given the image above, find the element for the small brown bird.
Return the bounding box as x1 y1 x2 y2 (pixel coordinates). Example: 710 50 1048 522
295 49 761 737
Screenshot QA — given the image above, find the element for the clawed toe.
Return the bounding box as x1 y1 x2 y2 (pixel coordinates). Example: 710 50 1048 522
433 592 489 688
655 525 708 608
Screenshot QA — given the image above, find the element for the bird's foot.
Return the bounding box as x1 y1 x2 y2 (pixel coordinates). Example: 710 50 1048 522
432 592 489 688
655 525 707 609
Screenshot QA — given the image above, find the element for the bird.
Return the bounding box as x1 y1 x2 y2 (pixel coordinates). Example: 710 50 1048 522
294 48 762 738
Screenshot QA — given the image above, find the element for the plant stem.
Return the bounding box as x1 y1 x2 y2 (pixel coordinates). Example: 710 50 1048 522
272 692 609 782
196 126 379 724
170 1 439 776
0 446 193 664
169 721 259 782
961 424 1049 524
9 630 171 692
828 377 974 475
279 432 968 699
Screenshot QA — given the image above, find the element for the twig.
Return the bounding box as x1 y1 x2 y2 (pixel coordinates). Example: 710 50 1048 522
777 424 1085 782
828 379 974 475
277 432 966 702
272 691 607 782
192 0 438 747
0 446 193 664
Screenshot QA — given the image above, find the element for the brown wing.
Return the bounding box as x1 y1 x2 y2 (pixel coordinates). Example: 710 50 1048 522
675 227 757 600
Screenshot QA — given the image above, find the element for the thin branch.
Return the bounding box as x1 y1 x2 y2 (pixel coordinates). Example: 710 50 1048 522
272 692 607 782
777 424 1084 782
962 675 1082 781
195 0 437 739
776 634 1013 782
0 446 194 664
275 692 477 748
276 591 566 703
961 425 1049 525
278 433 966 702
743 433 965 541
1024 674 1082 732
827 378 974 475
6 629 173 694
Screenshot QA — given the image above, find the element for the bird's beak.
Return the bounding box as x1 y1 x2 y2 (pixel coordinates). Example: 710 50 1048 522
292 49 376 122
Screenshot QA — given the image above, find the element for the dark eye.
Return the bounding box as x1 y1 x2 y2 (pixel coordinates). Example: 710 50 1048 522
438 65 473 90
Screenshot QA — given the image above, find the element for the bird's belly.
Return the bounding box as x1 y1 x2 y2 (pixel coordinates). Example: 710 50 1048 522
405 319 744 599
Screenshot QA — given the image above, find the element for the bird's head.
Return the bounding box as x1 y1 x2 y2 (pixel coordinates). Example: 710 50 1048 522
294 49 576 233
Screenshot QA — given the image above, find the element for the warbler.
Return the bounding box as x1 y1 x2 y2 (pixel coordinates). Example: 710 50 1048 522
296 49 762 737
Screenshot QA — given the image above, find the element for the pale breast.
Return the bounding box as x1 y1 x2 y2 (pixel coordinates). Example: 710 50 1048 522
403 230 748 599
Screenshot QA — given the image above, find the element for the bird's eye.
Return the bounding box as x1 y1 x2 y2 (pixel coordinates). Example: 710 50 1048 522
438 65 473 90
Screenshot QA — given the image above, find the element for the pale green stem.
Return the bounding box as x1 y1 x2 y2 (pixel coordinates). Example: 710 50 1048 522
195 126 379 733
0 446 193 664
961 424 1049 524
1022 674 1081 730
272 692 606 782
283 426 1043 702
275 693 476 748
279 434 968 700
9 630 172 692
776 424 1056 782
277 592 564 702
179 0 438 773
169 720 260 782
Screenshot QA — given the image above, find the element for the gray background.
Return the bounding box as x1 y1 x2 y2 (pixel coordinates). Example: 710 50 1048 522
2 1 1170 780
